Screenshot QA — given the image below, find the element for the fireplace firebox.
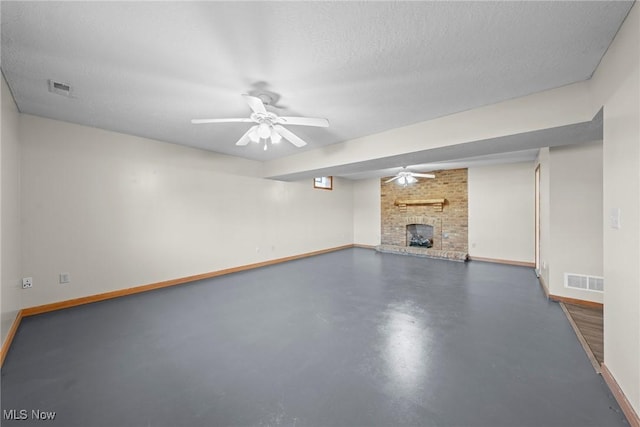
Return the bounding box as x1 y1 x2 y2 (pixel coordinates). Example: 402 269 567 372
406 224 433 248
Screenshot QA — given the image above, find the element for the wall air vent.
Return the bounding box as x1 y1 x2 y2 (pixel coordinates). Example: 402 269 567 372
48 79 72 97
564 273 604 293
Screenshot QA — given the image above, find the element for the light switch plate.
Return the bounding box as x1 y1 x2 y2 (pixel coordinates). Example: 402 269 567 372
610 207 621 229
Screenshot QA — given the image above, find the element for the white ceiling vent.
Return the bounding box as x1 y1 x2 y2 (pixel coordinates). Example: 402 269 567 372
564 273 604 293
48 79 72 97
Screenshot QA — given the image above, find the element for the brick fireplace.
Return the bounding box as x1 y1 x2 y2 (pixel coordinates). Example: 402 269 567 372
377 168 468 261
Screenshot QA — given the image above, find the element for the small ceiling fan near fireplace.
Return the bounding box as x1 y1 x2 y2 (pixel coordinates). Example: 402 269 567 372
191 94 329 151
385 168 435 186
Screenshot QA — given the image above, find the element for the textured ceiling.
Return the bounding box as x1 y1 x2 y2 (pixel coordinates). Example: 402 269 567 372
0 1 633 172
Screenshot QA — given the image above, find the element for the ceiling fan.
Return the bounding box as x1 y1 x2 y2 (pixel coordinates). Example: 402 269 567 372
191 94 329 151
385 168 435 186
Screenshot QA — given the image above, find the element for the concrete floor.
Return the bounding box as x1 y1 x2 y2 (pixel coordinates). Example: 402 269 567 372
1 248 626 426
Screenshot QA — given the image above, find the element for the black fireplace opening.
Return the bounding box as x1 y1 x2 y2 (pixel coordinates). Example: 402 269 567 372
406 224 433 248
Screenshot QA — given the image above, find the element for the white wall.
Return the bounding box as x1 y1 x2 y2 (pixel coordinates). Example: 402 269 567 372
536 148 551 292
536 142 604 304
468 162 534 263
352 178 380 246
547 141 604 303
1 75 22 344
589 2 640 414
19 114 354 308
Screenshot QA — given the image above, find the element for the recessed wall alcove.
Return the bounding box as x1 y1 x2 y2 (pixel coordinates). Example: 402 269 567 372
377 168 469 261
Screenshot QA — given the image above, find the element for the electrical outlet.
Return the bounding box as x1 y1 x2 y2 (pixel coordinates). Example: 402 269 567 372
22 277 33 289
59 273 70 284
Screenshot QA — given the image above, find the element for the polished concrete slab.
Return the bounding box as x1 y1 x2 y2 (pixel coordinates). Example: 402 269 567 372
1 248 626 426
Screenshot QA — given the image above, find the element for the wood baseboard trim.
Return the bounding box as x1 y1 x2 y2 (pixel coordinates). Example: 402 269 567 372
549 294 603 309
22 244 354 318
538 276 550 298
601 364 640 427
559 302 601 373
468 256 535 268
1 310 24 367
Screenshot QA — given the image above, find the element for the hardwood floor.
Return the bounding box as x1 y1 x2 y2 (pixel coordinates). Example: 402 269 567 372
563 302 604 366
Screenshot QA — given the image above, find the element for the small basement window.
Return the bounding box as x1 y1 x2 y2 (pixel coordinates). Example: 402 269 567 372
314 176 333 190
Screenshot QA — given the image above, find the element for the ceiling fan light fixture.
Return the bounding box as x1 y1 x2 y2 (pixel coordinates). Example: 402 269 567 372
406 175 418 184
258 122 271 139
270 129 282 144
192 94 326 149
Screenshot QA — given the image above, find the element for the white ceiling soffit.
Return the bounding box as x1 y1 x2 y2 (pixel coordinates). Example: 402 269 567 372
269 110 603 181
340 149 542 181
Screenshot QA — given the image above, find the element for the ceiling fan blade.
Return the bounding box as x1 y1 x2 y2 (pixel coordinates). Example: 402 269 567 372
412 173 436 178
276 117 329 127
242 94 267 115
385 176 402 183
191 118 254 124
236 125 257 146
273 125 307 147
